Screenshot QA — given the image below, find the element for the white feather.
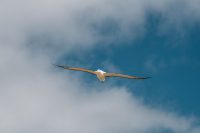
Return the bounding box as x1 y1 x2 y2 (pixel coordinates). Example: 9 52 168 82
96 69 106 74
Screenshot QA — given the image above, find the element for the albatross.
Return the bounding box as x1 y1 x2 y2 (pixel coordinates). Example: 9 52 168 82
55 65 150 82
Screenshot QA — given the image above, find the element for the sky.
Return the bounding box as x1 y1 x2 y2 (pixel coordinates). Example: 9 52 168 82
0 0 200 133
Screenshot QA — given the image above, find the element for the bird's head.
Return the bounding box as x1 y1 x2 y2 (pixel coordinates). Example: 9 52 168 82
96 69 106 74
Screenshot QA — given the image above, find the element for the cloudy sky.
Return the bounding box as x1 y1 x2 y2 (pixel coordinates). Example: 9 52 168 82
1 0 200 133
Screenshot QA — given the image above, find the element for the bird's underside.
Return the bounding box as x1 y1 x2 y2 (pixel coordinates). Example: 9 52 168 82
55 65 150 82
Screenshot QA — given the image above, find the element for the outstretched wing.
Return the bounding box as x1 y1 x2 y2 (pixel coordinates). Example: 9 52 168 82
104 73 150 79
55 65 96 75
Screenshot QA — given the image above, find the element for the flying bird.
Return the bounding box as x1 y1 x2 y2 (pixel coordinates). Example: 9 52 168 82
55 65 150 82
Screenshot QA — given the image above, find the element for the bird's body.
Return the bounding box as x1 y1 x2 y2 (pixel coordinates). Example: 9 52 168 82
55 65 150 82
95 69 106 81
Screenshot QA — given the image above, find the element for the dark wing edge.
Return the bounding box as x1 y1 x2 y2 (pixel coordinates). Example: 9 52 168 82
54 64 70 69
54 64 96 75
104 73 151 80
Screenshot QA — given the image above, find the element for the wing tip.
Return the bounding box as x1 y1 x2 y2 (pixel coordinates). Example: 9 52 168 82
142 76 151 79
54 64 70 69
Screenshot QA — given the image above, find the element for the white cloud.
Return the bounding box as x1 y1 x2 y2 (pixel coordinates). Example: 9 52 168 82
0 34 199 133
0 48 197 132
1 0 200 133
1 0 200 56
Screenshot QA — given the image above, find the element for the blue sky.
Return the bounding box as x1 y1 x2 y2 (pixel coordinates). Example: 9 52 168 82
62 13 200 117
1 0 200 133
